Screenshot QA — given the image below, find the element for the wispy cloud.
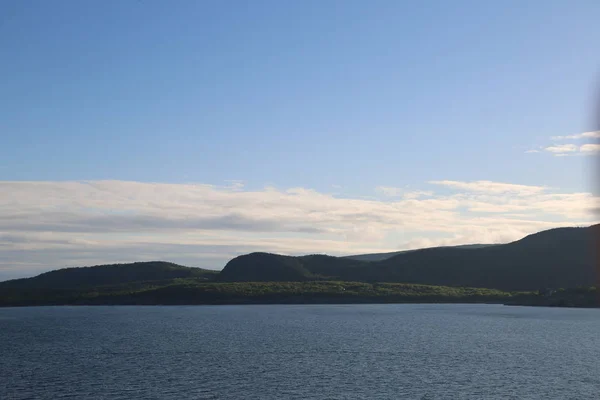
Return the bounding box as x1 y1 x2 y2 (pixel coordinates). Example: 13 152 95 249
428 180 546 195
376 186 404 197
544 144 578 154
551 131 600 140
580 144 600 154
528 131 600 156
376 186 432 199
542 143 600 157
0 180 596 280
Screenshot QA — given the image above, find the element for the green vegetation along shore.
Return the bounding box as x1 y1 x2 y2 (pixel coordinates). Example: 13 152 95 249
1 276 597 307
0 279 529 307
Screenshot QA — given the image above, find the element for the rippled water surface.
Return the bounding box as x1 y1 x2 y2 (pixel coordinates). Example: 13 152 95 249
1 304 599 399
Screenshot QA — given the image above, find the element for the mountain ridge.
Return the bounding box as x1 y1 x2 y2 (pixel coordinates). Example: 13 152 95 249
1 224 598 295
344 244 499 262
217 224 598 291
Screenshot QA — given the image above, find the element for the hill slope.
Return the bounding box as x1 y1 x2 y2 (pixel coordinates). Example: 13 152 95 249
344 244 498 262
220 225 599 291
0 261 218 290
218 253 314 282
370 227 596 291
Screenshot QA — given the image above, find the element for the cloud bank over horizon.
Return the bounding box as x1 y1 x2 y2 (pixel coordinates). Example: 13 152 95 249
0 179 597 280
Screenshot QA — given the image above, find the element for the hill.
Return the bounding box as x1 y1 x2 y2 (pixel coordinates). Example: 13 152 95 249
0 261 218 290
218 253 368 282
219 225 599 291
344 244 498 262
1 224 598 306
372 225 597 290
217 253 314 281
0 261 220 307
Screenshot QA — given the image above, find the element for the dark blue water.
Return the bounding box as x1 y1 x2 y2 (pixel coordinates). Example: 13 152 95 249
1 304 599 399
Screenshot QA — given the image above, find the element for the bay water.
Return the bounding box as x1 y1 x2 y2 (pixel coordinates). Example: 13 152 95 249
1 304 599 399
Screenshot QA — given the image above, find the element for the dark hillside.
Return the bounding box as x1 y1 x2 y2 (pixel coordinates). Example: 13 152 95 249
218 225 599 291
218 253 313 281
0 261 217 290
375 225 597 290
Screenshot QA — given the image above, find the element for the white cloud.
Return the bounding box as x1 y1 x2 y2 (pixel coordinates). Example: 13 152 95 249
428 180 546 195
580 144 600 154
403 190 433 199
376 186 432 199
551 131 600 140
0 180 596 280
544 144 578 154
224 180 245 191
541 143 600 157
529 131 600 156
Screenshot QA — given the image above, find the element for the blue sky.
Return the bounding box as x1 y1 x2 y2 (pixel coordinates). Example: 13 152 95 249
1 1 599 279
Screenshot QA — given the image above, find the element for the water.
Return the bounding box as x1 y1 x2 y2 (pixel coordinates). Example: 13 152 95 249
1 304 599 399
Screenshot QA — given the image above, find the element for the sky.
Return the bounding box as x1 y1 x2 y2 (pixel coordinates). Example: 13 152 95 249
1 0 600 280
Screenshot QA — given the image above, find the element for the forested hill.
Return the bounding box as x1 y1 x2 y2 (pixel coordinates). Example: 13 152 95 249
219 225 599 291
0 261 218 290
1 225 598 303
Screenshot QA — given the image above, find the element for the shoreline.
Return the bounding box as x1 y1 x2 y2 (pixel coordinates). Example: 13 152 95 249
2 299 598 309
